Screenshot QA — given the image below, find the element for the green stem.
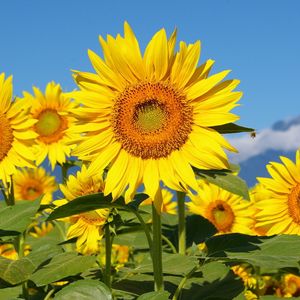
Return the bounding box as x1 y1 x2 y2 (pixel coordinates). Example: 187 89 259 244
152 203 164 291
162 234 177 254
60 163 68 184
104 225 112 289
172 266 198 300
130 209 153 257
177 191 186 255
8 176 15 206
44 288 55 300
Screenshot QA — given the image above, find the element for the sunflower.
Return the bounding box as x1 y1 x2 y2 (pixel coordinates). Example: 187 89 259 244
255 150 300 235
0 243 18 260
22 82 79 169
29 222 54 238
141 188 177 214
277 274 300 297
0 73 36 183
70 22 241 209
250 184 272 235
187 180 254 234
58 165 109 254
13 167 57 204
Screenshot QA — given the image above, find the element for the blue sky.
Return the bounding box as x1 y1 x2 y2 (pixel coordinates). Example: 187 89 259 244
1 0 299 130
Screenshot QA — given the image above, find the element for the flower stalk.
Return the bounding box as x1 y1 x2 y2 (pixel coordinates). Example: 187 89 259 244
177 191 186 255
152 200 164 291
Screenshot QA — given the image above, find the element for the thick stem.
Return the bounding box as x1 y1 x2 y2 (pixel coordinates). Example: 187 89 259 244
152 203 164 291
104 225 112 289
177 191 186 255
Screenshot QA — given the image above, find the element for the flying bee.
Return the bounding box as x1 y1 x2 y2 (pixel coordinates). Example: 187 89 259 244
250 131 256 138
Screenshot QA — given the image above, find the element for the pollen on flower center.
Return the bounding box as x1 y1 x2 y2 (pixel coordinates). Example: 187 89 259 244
207 200 235 232
0 113 14 161
35 109 67 144
134 100 167 133
288 184 300 224
112 82 193 159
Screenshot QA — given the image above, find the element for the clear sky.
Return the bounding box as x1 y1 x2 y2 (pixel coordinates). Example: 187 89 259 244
1 0 299 130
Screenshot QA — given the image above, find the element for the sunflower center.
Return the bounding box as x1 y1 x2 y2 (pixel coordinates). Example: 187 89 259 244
207 200 235 232
35 109 67 144
21 180 43 201
134 100 167 133
0 113 14 161
112 82 193 159
287 184 300 224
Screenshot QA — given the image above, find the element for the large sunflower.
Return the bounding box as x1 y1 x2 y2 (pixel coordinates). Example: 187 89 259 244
71 22 241 208
13 167 57 204
255 150 300 235
22 82 79 169
187 180 254 234
0 73 36 183
57 165 109 254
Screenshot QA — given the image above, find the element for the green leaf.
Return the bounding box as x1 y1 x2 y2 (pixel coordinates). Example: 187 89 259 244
206 233 300 272
137 291 170 300
0 286 22 300
0 244 62 285
123 253 198 276
211 123 255 134
30 252 96 286
47 193 148 221
54 279 112 300
179 262 243 300
0 200 41 235
195 169 250 200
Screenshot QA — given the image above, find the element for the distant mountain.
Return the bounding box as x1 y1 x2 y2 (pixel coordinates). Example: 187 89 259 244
228 115 300 187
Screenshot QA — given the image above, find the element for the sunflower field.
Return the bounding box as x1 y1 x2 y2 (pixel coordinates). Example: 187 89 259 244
1 23 300 300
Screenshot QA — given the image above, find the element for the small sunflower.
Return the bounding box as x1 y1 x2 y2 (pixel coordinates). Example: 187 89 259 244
29 222 54 238
0 243 18 260
187 180 254 234
278 274 300 297
0 73 36 183
141 188 177 214
22 82 79 169
255 150 300 235
70 22 241 209
58 165 109 254
14 167 57 204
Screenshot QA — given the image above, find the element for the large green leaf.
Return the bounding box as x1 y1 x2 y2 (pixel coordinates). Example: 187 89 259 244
211 123 254 134
0 200 41 235
47 193 148 221
0 286 22 300
195 169 250 200
0 244 62 285
122 253 198 276
54 279 112 300
181 262 244 300
137 291 170 300
30 252 96 286
206 233 300 272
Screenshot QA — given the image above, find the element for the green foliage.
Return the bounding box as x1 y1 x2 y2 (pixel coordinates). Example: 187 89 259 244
54 279 112 300
0 243 62 285
47 193 148 221
211 123 255 134
195 168 250 200
136 291 170 300
30 252 97 286
0 199 41 237
206 233 300 272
